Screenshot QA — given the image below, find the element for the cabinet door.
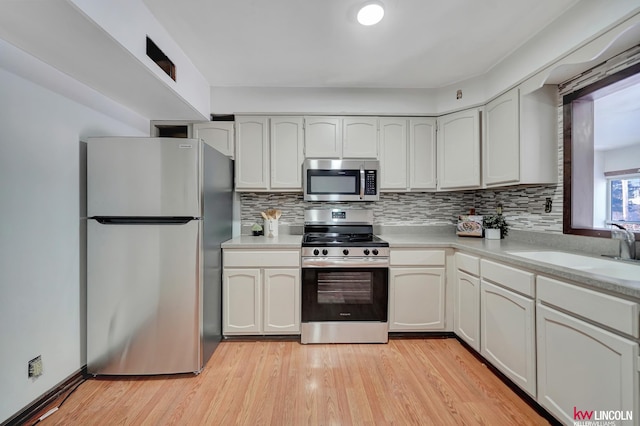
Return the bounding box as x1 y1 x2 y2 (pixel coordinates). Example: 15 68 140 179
484 88 519 186
480 280 536 397
193 121 234 158
235 116 269 190
223 268 261 334
379 118 408 190
389 268 445 331
410 118 437 190
270 117 303 190
437 108 481 190
454 270 480 351
537 304 639 425
343 117 378 158
263 268 300 334
304 117 342 158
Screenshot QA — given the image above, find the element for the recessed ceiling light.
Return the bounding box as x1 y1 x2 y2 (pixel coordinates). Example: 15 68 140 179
357 2 384 26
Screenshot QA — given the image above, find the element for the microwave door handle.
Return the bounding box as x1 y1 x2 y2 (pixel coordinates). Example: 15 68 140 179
360 166 365 199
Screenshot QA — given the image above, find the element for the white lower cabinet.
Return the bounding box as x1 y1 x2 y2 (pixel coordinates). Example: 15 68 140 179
263 269 300 333
223 249 300 335
480 260 536 398
454 252 481 350
389 249 446 331
536 276 639 425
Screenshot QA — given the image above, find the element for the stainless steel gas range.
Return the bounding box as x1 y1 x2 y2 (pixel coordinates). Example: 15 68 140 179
300 208 389 344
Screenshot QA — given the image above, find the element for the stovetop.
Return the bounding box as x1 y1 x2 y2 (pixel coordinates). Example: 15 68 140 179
302 232 388 247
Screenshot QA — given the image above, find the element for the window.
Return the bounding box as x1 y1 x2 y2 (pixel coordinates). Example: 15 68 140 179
607 173 640 232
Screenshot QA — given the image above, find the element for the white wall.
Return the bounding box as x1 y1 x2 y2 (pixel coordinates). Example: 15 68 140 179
0 45 147 422
210 86 437 115
603 144 640 172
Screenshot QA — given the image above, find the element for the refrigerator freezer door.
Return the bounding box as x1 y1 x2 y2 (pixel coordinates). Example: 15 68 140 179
87 137 200 217
87 219 202 375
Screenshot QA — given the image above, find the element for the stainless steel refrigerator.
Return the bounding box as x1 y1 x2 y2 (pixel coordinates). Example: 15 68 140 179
86 137 233 375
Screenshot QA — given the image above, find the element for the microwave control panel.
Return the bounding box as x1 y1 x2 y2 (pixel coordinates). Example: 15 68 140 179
364 170 377 195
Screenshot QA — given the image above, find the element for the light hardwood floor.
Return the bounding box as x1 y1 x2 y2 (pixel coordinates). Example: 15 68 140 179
36 338 551 425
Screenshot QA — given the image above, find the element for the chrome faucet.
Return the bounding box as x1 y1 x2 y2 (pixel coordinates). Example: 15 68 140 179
611 224 637 260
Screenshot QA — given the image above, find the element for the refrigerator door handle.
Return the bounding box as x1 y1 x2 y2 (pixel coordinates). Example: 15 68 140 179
93 217 196 225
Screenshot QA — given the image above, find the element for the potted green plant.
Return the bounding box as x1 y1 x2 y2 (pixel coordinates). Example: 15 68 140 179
483 215 509 240
251 223 263 236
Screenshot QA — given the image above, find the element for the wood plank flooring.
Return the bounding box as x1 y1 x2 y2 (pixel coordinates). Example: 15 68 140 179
36 338 550 425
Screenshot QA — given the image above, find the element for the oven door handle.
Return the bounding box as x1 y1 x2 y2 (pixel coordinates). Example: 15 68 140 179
302 257 389 268
359 165 365 199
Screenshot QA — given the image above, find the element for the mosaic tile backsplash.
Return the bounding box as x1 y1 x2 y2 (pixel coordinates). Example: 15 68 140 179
240 184 563 233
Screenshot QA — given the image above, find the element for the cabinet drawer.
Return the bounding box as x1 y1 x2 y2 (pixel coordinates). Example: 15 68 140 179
224 250 300 268
480 259 534 297
390 249 445 266
455 252 479 276
537 276 639 338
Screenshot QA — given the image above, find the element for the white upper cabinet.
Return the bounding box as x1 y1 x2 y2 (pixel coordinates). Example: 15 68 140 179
484 88 520 186
304 116 378 159
235 116 269 190
193 121 234 158
380 117 436 191
410 118 437 190
270 117 304 189
483 84 558 187
235 116 303 191
304 116 342 158
379 118 408 190
437 108 481 190
342 117 378 158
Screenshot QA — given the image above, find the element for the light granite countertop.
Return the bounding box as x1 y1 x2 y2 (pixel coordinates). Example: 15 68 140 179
222 234 302 249
221 230 640 301
381 233 640 301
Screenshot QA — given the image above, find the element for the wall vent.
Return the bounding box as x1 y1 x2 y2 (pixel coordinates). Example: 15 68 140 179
146 36 176 81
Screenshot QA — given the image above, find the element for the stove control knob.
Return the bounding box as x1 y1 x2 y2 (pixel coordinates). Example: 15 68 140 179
313 249 319 256
322 249 328 256
372 249 379 256
343 249 350 256
363 249 370 256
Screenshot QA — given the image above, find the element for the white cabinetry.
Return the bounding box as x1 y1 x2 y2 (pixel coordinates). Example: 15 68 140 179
193 121 234 158
484 88 519 185
223 249 301 335
437 108 481 190
270 116 304 189
342 117 378 158
536 276 639 425
235 116 268 190
483 84 557 187
235 116 303 191
480 259 536 397
389 249 446 331
453 252 480 351
304 116 342 158
304 116 378 159
380 118 436 191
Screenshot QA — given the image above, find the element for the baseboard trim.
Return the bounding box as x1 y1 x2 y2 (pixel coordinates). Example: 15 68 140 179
2 366 87 426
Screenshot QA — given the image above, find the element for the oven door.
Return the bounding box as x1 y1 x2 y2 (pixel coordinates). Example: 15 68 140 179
301 265 388 322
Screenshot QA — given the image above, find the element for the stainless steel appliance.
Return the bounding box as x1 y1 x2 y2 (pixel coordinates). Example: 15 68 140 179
301 209 389 344
303 159 380 202
86 137 233 375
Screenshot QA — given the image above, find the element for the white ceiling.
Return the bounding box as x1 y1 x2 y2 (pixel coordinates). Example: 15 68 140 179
143 0 580 89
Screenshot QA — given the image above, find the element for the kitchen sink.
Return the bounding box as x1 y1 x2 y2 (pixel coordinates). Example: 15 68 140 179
506 251 640 282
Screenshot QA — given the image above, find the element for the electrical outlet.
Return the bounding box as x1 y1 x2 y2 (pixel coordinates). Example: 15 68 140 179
545 197 553 213
28 355 43 378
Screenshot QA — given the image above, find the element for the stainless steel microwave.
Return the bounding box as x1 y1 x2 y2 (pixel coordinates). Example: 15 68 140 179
303 159 380 202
